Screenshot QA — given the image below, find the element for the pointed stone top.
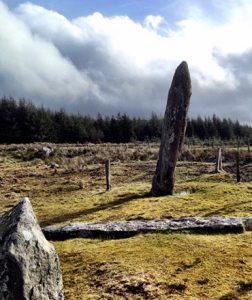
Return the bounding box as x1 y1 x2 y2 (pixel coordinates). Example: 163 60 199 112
17 196 31 212
177 61 188 69
0 197 37 238
175 61 190 77
17 196 32 209
172 61 191 95
19 196 30 204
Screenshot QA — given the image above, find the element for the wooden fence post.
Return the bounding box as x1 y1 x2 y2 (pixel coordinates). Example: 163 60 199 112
236 150 241 183
105 160 111 191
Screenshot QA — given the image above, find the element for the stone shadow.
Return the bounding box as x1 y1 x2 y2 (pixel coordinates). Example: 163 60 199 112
40 191 151 227
203 199 252 217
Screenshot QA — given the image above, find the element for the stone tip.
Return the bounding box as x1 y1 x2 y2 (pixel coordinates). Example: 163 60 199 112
20 197 31 203
18 197 31 209
11 197 35 224
20 197 30 204
176 61 189 74
178 61 188 67
172 61 191 93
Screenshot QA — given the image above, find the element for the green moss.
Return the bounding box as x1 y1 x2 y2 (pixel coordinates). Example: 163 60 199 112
1 144 252 299
54 233 252 299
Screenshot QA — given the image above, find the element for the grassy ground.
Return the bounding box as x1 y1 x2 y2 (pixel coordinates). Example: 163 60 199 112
0 144 252 299
55 233 252 300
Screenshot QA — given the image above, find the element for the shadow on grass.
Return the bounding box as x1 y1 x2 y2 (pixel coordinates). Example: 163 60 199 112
40 191 151 227
219 281 252 300
203 199 252 217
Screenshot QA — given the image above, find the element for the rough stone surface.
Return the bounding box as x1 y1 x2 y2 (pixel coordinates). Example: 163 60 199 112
43 216 250 241
0 197 64 300
215 148 223 173
242 217 252 230
152 61 192 195
42 146 53 158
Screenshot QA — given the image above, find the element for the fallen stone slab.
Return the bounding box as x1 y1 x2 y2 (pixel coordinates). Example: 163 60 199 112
42 216 252 241
0 197 64 300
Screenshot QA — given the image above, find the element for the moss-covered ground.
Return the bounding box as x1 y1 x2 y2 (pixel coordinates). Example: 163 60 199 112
0 144 252 299
55 233 252 300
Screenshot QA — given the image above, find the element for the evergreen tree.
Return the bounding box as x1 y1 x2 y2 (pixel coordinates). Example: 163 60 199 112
0 97 251 144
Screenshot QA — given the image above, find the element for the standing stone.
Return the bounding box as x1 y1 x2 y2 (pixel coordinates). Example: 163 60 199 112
0 197 64 300
42 146 53 158
215 148 223 173
151 61 192 196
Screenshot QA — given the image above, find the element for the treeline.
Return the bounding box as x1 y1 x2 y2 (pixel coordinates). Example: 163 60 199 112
0 97 251 144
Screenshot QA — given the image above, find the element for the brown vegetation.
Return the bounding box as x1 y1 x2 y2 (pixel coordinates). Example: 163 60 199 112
0 143 252 299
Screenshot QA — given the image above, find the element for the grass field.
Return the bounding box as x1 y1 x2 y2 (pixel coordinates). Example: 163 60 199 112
0 143 252 299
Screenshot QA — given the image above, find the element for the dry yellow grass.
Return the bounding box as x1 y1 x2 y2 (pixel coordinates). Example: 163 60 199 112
55 233 252 300
0 144 252 299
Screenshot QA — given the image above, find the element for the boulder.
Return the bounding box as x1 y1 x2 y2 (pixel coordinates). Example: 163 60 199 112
0 197 64 299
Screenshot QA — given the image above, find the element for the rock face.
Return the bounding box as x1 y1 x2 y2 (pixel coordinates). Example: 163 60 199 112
43 216 249 241
152 61 192 195
0 197 64 300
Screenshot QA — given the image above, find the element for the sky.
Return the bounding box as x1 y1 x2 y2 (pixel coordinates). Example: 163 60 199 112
1 0 252 124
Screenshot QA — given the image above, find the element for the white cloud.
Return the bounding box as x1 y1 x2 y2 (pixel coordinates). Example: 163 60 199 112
0 2 100 104
144 15 168 33
0 0 252 123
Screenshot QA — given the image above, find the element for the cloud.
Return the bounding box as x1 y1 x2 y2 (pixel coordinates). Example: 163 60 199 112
0 2 100 106
0 1 252 123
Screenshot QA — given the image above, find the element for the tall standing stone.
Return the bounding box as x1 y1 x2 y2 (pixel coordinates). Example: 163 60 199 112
151 61 192 195
0 197 64 299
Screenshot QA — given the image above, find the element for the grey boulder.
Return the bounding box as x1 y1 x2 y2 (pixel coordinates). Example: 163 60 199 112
0 197 64 299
